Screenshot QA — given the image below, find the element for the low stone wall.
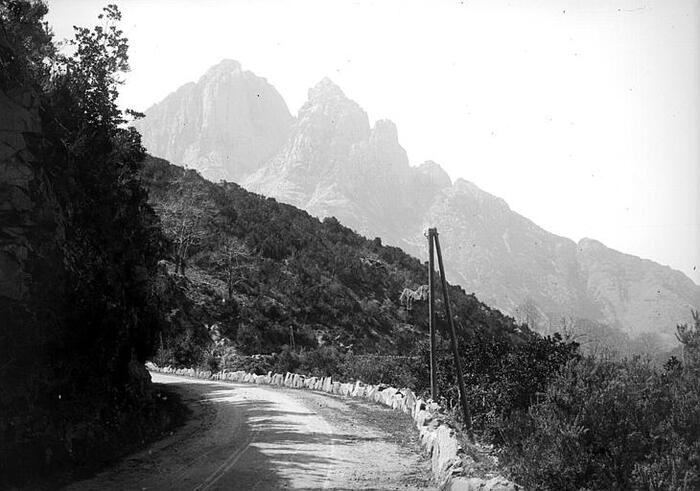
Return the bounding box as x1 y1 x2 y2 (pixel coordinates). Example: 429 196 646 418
146 363 518 491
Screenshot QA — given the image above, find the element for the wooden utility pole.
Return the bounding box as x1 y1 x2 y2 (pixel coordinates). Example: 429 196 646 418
428 228 438 400
430 228 473 437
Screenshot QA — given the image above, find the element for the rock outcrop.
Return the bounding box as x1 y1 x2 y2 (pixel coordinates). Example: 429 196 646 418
0 81 63 303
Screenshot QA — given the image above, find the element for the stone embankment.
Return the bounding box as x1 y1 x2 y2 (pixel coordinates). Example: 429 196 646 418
146 363 518 491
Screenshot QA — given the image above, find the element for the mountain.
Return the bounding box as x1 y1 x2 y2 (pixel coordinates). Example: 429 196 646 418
136 62 700 351
243 79 452 249
135 60 293 182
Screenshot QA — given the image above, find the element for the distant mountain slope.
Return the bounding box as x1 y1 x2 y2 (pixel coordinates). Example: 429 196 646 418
137 61 700 351
418 179 593 320
577 238 700 346
135 60 293 182
140 157 528 355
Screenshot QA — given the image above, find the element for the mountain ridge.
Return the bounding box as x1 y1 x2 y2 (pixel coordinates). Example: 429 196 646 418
136 60 700 351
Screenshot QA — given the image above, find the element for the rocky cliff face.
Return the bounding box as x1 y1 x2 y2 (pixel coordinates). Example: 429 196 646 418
135 60 293 182
140 63 700 350
244 80 452 247
0 80 64 314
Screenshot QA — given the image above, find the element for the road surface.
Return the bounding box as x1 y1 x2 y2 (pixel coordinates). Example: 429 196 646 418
63 373 434 490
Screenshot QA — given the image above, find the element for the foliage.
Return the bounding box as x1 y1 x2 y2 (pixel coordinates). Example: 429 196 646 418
156 169 215 274
418 329 579 437
1 2 168 483
53 4 129 128
231 347 423 388
498 326 700 490
340 353 423 388
39 2 167 392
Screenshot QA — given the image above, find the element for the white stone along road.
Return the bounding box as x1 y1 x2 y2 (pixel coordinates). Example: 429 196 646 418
63 373 434 490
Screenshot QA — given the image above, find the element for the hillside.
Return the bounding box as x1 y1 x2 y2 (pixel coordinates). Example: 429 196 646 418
138 60 700 351
140 157 529 360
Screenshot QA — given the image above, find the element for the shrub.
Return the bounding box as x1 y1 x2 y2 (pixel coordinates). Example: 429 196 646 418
297 346 345 378
499 355 700 490
273 347 301 374
341 354 422 388
222 354 274 375
422 332 579 434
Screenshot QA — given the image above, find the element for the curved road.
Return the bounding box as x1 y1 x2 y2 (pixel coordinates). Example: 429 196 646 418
64 373 434 490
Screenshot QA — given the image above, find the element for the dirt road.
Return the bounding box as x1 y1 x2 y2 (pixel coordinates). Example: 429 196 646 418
63 373 434 490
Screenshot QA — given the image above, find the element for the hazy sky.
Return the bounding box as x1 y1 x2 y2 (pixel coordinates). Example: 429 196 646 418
46 0 700 284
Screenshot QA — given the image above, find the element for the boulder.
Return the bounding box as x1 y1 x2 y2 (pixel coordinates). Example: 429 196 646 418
322 377 333 392
340 383 353 396
431 425 461 477
331 381 342 394
365 385 377 400
401 389 417 415
351 381 366 397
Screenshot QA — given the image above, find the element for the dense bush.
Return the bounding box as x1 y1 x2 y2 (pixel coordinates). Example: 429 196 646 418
340 353 423 388
498 324 700 490
414 328 580 438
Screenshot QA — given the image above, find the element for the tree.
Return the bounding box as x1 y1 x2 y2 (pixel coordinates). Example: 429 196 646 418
156 169 211 275
219 236 251 299
515 296 542 330
2 3 168 482
55 4 128 129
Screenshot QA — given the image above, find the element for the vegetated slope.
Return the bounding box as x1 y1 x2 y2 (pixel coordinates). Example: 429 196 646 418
141 157 528 359
138 60 700 352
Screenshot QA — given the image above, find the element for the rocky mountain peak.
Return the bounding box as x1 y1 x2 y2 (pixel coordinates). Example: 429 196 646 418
578 237 605 251
135 59 292 183
294 78 370 149
308 77 346 102
416 160 452 189
200 59 243 80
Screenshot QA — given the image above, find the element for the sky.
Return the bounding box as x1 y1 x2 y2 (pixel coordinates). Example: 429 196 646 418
46 0 700 284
